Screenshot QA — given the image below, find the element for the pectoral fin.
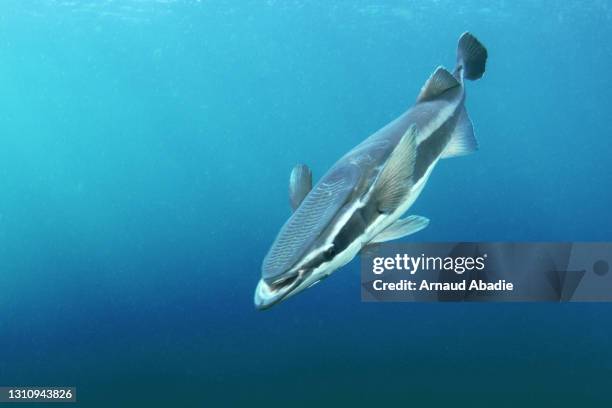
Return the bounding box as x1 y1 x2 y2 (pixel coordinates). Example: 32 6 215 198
372 125 418 213
370 215 430 243
289 164 312 211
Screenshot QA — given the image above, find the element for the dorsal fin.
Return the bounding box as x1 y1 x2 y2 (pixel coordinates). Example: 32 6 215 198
416 66 460 103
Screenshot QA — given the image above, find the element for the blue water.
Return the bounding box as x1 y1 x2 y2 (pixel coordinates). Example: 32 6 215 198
1 1 612 406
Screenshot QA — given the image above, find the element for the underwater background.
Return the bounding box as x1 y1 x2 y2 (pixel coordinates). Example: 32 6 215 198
1 0 612 406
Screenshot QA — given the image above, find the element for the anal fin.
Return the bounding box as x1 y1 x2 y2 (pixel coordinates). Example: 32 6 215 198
440 107 478 158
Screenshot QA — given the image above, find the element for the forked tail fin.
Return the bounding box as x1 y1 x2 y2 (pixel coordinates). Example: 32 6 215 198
456 32 487 81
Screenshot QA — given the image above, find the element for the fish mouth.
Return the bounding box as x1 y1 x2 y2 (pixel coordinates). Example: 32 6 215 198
254 271 306 310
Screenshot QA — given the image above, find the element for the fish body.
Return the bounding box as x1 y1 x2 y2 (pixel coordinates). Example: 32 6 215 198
255 32 488 310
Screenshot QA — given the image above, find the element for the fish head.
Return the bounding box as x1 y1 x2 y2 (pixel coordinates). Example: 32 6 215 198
254 163 363 310
254 240 345 310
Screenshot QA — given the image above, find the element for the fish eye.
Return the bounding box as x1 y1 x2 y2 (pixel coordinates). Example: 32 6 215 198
325 246 336 258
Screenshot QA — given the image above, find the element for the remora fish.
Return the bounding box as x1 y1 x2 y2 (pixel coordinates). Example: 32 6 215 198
255 32 488 310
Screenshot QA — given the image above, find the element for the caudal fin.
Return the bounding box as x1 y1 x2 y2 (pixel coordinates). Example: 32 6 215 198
456 32 487 80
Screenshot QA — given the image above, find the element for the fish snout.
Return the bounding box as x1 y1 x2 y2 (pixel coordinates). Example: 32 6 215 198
254 270 304 310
